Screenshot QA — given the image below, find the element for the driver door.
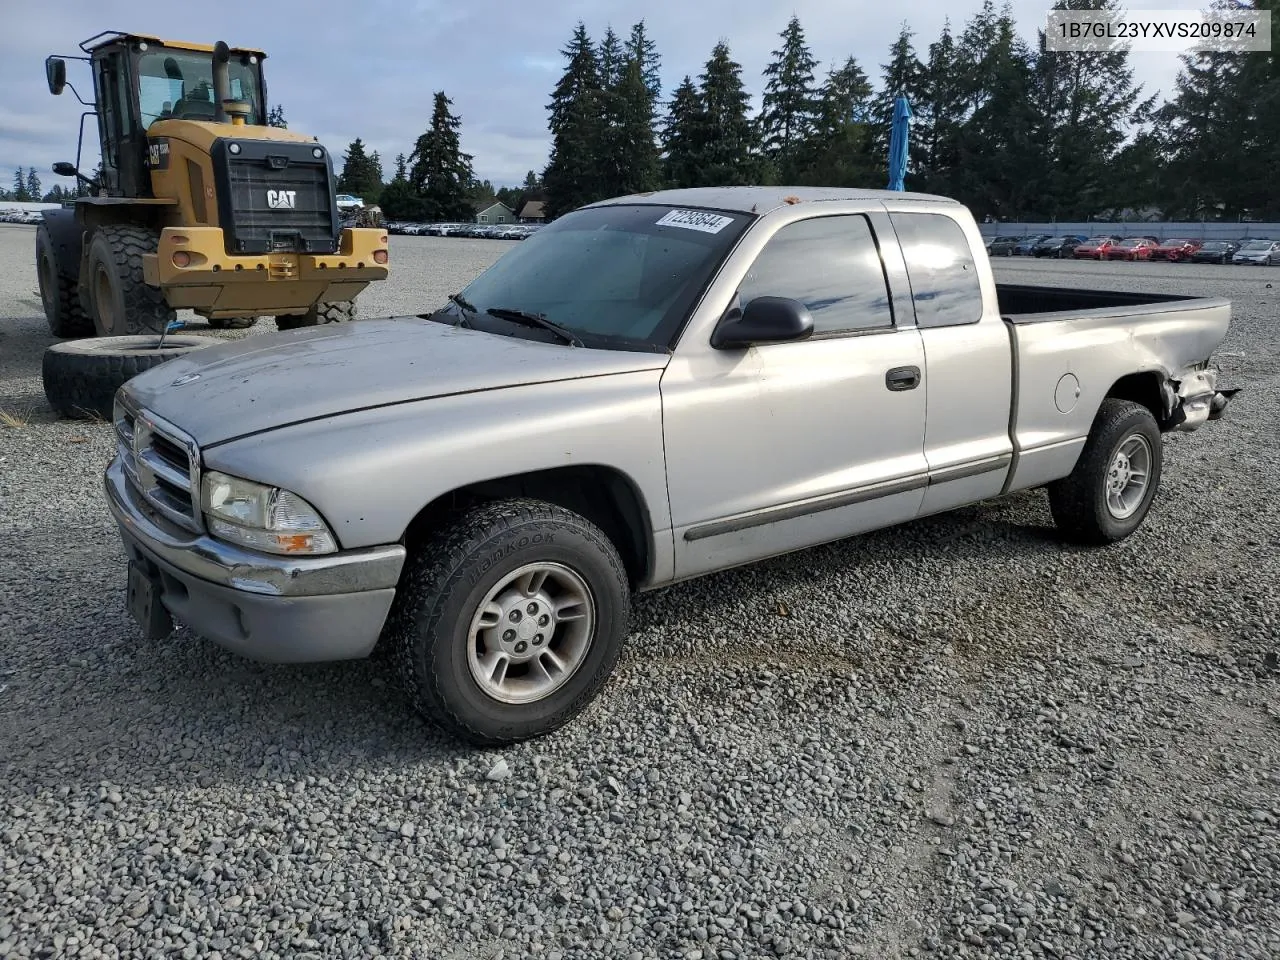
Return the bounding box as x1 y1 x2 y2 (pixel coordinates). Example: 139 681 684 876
660 211 929 579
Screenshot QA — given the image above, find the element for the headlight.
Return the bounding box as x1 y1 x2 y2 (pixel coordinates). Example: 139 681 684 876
200 470 337 555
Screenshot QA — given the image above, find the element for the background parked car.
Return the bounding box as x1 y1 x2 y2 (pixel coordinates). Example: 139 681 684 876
1189 240 1241 264
1074 236 1119 259
1011 234 1053 255
986 235 1025 256
1232 238 1280 265
1106 237 1158 261
1150 238 1202 262
1032 235 1087 258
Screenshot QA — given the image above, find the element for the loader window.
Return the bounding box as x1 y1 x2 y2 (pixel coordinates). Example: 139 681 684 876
135 50 264 127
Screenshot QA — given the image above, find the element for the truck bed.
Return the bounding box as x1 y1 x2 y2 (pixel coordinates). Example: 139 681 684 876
996 283 1216 322
995 282 1231 495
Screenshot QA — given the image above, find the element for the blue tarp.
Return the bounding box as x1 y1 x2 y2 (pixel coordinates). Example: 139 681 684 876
887 96 912 192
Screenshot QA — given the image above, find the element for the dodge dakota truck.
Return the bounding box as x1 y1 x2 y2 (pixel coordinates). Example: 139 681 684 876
105 186 1236 745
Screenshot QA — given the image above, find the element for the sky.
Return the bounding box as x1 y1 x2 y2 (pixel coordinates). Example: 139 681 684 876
2 0 1213 193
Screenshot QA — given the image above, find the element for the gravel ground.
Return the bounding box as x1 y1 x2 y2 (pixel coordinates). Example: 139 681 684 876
1 223 1277 960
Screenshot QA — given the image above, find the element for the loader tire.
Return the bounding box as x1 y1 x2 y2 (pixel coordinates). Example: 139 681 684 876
275 300 356 331
36 225 93 339
42 335 214 421
86 225 176 337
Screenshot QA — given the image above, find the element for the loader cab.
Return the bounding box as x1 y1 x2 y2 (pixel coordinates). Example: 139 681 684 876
50 33 267 199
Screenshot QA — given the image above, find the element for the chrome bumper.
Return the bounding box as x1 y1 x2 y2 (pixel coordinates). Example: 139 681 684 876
104 456 406 662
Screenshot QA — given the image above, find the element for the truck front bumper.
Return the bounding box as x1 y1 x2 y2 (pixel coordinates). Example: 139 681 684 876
104 457 406 663
141 226 390 319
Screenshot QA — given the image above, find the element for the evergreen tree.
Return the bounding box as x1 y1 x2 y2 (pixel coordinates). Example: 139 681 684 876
12 168 29 202
661 75 704 188
626 21 663 108
598 23 661 197
691 42 761 186
610 55 661 194
378 153 423 221
338 138 383 199
758 16 820 181
599 27 625 88
522 170 541 191
952 8 1043 218
542 22 607 217
917 20 966 196
794 57 876 186
1030 0 1142 219
409 91 476 221
26 168 41 203
266 104 287 128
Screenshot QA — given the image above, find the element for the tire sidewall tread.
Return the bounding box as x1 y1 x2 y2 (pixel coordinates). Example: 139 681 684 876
86 225 175 336
387 498 630 746
42 336 212 420
1048 399 1164 545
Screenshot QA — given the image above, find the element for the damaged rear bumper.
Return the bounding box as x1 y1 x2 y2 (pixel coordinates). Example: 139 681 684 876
1162 367 1240 431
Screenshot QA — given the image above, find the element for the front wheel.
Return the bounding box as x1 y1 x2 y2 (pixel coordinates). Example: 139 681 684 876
85 225 175 336
385 498 631 745
1047 399 1163 545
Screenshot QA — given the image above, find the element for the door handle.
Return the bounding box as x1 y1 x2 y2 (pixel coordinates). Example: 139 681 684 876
885 365 921 391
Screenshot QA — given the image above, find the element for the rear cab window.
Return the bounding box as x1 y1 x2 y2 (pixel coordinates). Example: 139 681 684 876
889 212 983 329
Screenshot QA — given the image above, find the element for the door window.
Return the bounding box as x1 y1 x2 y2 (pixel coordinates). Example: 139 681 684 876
736 214 894 335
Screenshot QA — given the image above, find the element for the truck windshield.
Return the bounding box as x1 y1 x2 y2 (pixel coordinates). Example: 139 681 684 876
441 204 753 350
136 49 264 127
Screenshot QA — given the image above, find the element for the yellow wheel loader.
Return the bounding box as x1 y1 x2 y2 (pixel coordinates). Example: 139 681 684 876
37 32 389 339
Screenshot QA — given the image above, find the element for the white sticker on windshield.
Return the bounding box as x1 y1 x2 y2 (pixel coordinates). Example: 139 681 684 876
655 209 735 234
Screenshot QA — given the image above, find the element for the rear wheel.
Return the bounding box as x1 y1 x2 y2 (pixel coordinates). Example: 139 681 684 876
275 300 356 331
1048 399 1163 545
36 225 93 338
85 225 175 337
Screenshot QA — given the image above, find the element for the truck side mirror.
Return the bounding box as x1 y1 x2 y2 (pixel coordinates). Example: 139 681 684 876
46 57 67 96
52 161 77 177
711 296 815 349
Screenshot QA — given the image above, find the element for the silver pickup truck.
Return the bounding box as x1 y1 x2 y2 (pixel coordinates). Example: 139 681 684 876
105 186 1236 744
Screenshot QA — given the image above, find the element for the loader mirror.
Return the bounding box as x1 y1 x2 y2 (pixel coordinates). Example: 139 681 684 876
52 162 77 178
46 57 67 96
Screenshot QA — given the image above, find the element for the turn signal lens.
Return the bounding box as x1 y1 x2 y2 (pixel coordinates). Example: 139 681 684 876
172 251 192 268
373 250 388 264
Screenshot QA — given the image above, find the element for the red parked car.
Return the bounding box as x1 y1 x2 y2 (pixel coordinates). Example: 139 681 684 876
1073 236 1118 259
1106 238 1158 261
1150 238 1202 262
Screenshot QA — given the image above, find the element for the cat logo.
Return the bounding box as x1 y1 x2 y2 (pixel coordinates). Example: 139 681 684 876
147 139 170 170
266 189 297 210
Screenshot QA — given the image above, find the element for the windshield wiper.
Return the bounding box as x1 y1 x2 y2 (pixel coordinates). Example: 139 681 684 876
448 292 477 328
486 307 584 347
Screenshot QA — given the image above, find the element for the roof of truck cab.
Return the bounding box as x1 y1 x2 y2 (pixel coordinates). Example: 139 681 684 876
586 186 959 216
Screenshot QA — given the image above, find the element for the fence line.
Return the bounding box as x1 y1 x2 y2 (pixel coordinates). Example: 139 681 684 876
977 221 1280 242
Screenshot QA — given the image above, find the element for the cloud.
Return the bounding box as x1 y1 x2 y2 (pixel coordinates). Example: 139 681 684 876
2 0 1200 186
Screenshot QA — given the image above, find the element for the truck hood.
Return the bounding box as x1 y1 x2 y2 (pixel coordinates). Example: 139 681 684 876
122 317 671 447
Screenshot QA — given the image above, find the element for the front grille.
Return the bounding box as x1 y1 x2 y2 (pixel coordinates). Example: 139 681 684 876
211 138 340 256
115 403 202 533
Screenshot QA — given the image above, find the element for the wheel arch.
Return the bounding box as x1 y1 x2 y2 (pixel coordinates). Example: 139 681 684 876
402 464 656 589
1104 371 1170 429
